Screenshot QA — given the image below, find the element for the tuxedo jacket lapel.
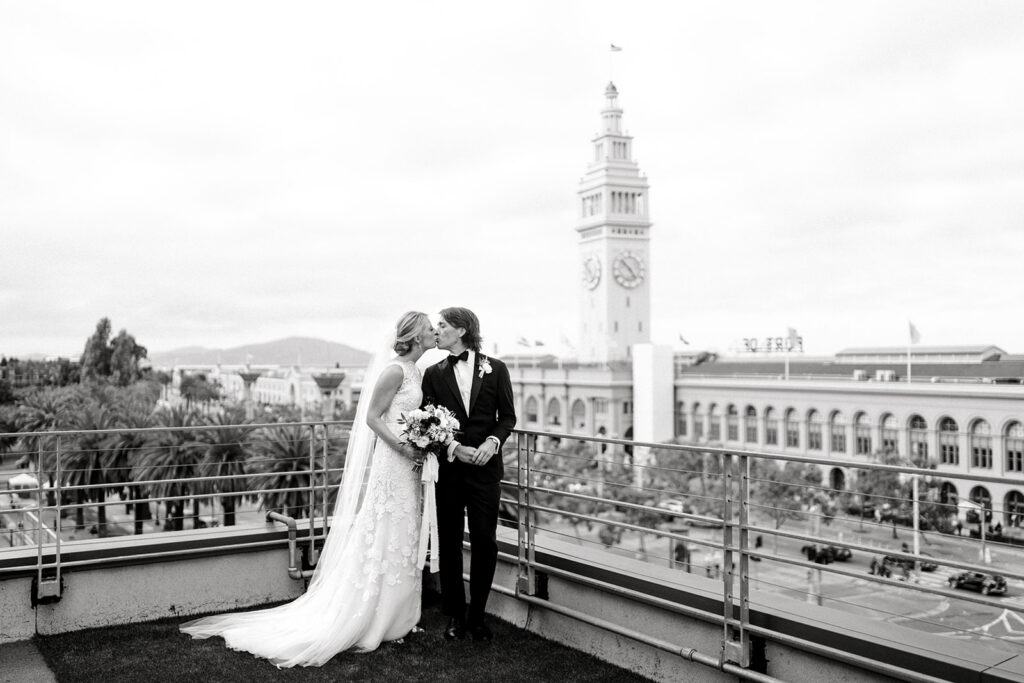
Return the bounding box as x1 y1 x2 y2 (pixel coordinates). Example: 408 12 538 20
443 360 467 415
468 355 483 415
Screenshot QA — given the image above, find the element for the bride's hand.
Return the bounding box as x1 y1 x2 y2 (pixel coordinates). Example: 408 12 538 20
400 444 424 465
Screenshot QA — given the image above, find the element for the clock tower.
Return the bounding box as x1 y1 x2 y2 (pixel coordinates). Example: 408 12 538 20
577 82 652 364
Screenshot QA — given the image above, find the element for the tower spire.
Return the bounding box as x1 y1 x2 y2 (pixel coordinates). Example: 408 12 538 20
576 83 652 364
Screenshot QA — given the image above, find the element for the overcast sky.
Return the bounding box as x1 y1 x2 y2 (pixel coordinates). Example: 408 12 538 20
3 1 1024 360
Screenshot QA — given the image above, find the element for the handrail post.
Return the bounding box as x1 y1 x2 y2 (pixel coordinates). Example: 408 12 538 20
516 431 536 596
306 424 318 566
737 454 751 664
720 451 749 668
35 436 46 582
321 421 331 537
35 434 63 604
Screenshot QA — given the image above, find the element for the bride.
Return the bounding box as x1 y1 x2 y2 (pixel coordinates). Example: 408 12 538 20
180 311 439 667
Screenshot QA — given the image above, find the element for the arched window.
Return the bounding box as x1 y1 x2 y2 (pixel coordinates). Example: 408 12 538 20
726 404 739 441
969 486 992 526
571 399 586 431
939 417 959 465
744 406 757 443
807 410 822 451
1007 490 1024 528
829 468 846 492
764 407 778 446
939 481 958 506
970 420 992 469
909 415 928 465
854 413 872 455
525 396 538 423
708 404 721 441
546 398 562 428
881 414 898 452
1006 422 1024 473
830 411 847 454
675 401 687 438
785 409 799 448
693 402 704 440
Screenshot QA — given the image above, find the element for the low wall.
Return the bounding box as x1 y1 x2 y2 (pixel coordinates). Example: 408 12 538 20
3 523 1024 681
0 521 308 643
486 528 1024 682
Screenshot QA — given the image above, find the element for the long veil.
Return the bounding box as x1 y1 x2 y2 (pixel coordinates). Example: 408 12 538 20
179 333 401 667
307 332 396 590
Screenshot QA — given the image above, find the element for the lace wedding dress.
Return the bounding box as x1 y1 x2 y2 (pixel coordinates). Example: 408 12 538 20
180 359 426 667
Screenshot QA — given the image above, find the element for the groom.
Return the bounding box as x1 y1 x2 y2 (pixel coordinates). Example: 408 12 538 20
422 307 516 642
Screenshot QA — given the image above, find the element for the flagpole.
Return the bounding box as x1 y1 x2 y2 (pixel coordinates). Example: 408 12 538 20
784 340 790 380
907 340 912 384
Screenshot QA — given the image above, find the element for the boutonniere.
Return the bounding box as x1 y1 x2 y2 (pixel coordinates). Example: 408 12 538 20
478 356 493 379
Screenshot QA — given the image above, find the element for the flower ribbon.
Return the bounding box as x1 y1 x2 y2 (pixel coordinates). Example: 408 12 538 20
418 453 440 573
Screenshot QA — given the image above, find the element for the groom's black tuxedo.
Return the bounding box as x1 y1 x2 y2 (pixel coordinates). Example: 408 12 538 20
422 352 516 628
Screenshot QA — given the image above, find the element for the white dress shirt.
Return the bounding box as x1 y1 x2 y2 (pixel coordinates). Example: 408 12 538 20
451 349 475 412
446 349 500 459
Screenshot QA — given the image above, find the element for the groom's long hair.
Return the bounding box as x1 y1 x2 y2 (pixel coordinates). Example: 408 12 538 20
441 306 482 352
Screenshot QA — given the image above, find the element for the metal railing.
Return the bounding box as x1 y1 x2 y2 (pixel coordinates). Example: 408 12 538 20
0 421 349 595
3 423 1024 680
508 430 1024 681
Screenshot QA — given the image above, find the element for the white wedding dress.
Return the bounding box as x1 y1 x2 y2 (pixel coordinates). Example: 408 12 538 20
180 359 427 667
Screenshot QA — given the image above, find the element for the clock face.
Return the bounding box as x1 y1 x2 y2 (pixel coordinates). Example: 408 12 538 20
612 251 645 288
581 255 602 290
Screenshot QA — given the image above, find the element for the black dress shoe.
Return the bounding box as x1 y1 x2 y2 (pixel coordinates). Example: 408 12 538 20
444 617 466 641
468 622 492 642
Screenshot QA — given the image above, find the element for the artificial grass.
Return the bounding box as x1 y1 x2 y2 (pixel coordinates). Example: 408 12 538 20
34 593 654 683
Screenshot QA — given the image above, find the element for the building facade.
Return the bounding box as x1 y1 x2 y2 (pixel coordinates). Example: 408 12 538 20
507 81 1024 531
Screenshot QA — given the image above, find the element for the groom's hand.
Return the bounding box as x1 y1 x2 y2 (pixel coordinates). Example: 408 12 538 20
471 439 497 466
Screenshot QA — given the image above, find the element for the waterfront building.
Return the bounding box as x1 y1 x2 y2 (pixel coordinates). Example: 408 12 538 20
509 83 1024 532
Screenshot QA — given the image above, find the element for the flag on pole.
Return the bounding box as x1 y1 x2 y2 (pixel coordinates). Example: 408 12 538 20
908 321 921 344
787 327 799 348
517 336 530 347
534 340 544 346
678 333 690 345
610 43 623 52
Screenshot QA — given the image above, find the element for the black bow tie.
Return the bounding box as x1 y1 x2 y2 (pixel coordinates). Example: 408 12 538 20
449 350 469 365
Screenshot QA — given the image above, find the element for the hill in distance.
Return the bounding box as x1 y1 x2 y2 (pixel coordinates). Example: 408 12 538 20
148 337 371 368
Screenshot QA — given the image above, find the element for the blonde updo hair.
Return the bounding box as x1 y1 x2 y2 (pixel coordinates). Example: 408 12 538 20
393 311 432 355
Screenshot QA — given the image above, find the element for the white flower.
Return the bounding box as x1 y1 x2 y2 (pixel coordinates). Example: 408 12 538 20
478 356 493 379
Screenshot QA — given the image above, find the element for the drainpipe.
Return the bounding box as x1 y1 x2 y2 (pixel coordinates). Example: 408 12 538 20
266 511 316 580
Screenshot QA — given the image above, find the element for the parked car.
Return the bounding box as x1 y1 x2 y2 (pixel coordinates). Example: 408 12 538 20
800 544 850 564
948 571 1007 595
829 545 853 561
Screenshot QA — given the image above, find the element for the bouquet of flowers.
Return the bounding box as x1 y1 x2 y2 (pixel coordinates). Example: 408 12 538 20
398 404 460 454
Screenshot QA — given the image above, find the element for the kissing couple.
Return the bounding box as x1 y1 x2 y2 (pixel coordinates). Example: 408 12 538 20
181 307 517 667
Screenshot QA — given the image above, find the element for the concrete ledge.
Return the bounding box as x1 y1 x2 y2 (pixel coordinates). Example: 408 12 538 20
0 520 317 643
491 528 1024 682
2 522 1023 681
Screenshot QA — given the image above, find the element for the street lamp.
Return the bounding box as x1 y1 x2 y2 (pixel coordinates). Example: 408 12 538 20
237 365 263 421
312 372 346 422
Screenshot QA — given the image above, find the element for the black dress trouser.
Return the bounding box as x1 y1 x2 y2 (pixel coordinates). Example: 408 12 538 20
435 465 500 626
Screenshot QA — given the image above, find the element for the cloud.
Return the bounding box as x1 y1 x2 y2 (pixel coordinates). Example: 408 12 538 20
3 1 1024 358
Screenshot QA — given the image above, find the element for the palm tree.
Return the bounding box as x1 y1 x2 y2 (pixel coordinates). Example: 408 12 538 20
14 387 75 506
62 399 121 532
0 405 19 465
250 424 318 519
195 408 253 526
104 405 155 534
133 406 203 531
